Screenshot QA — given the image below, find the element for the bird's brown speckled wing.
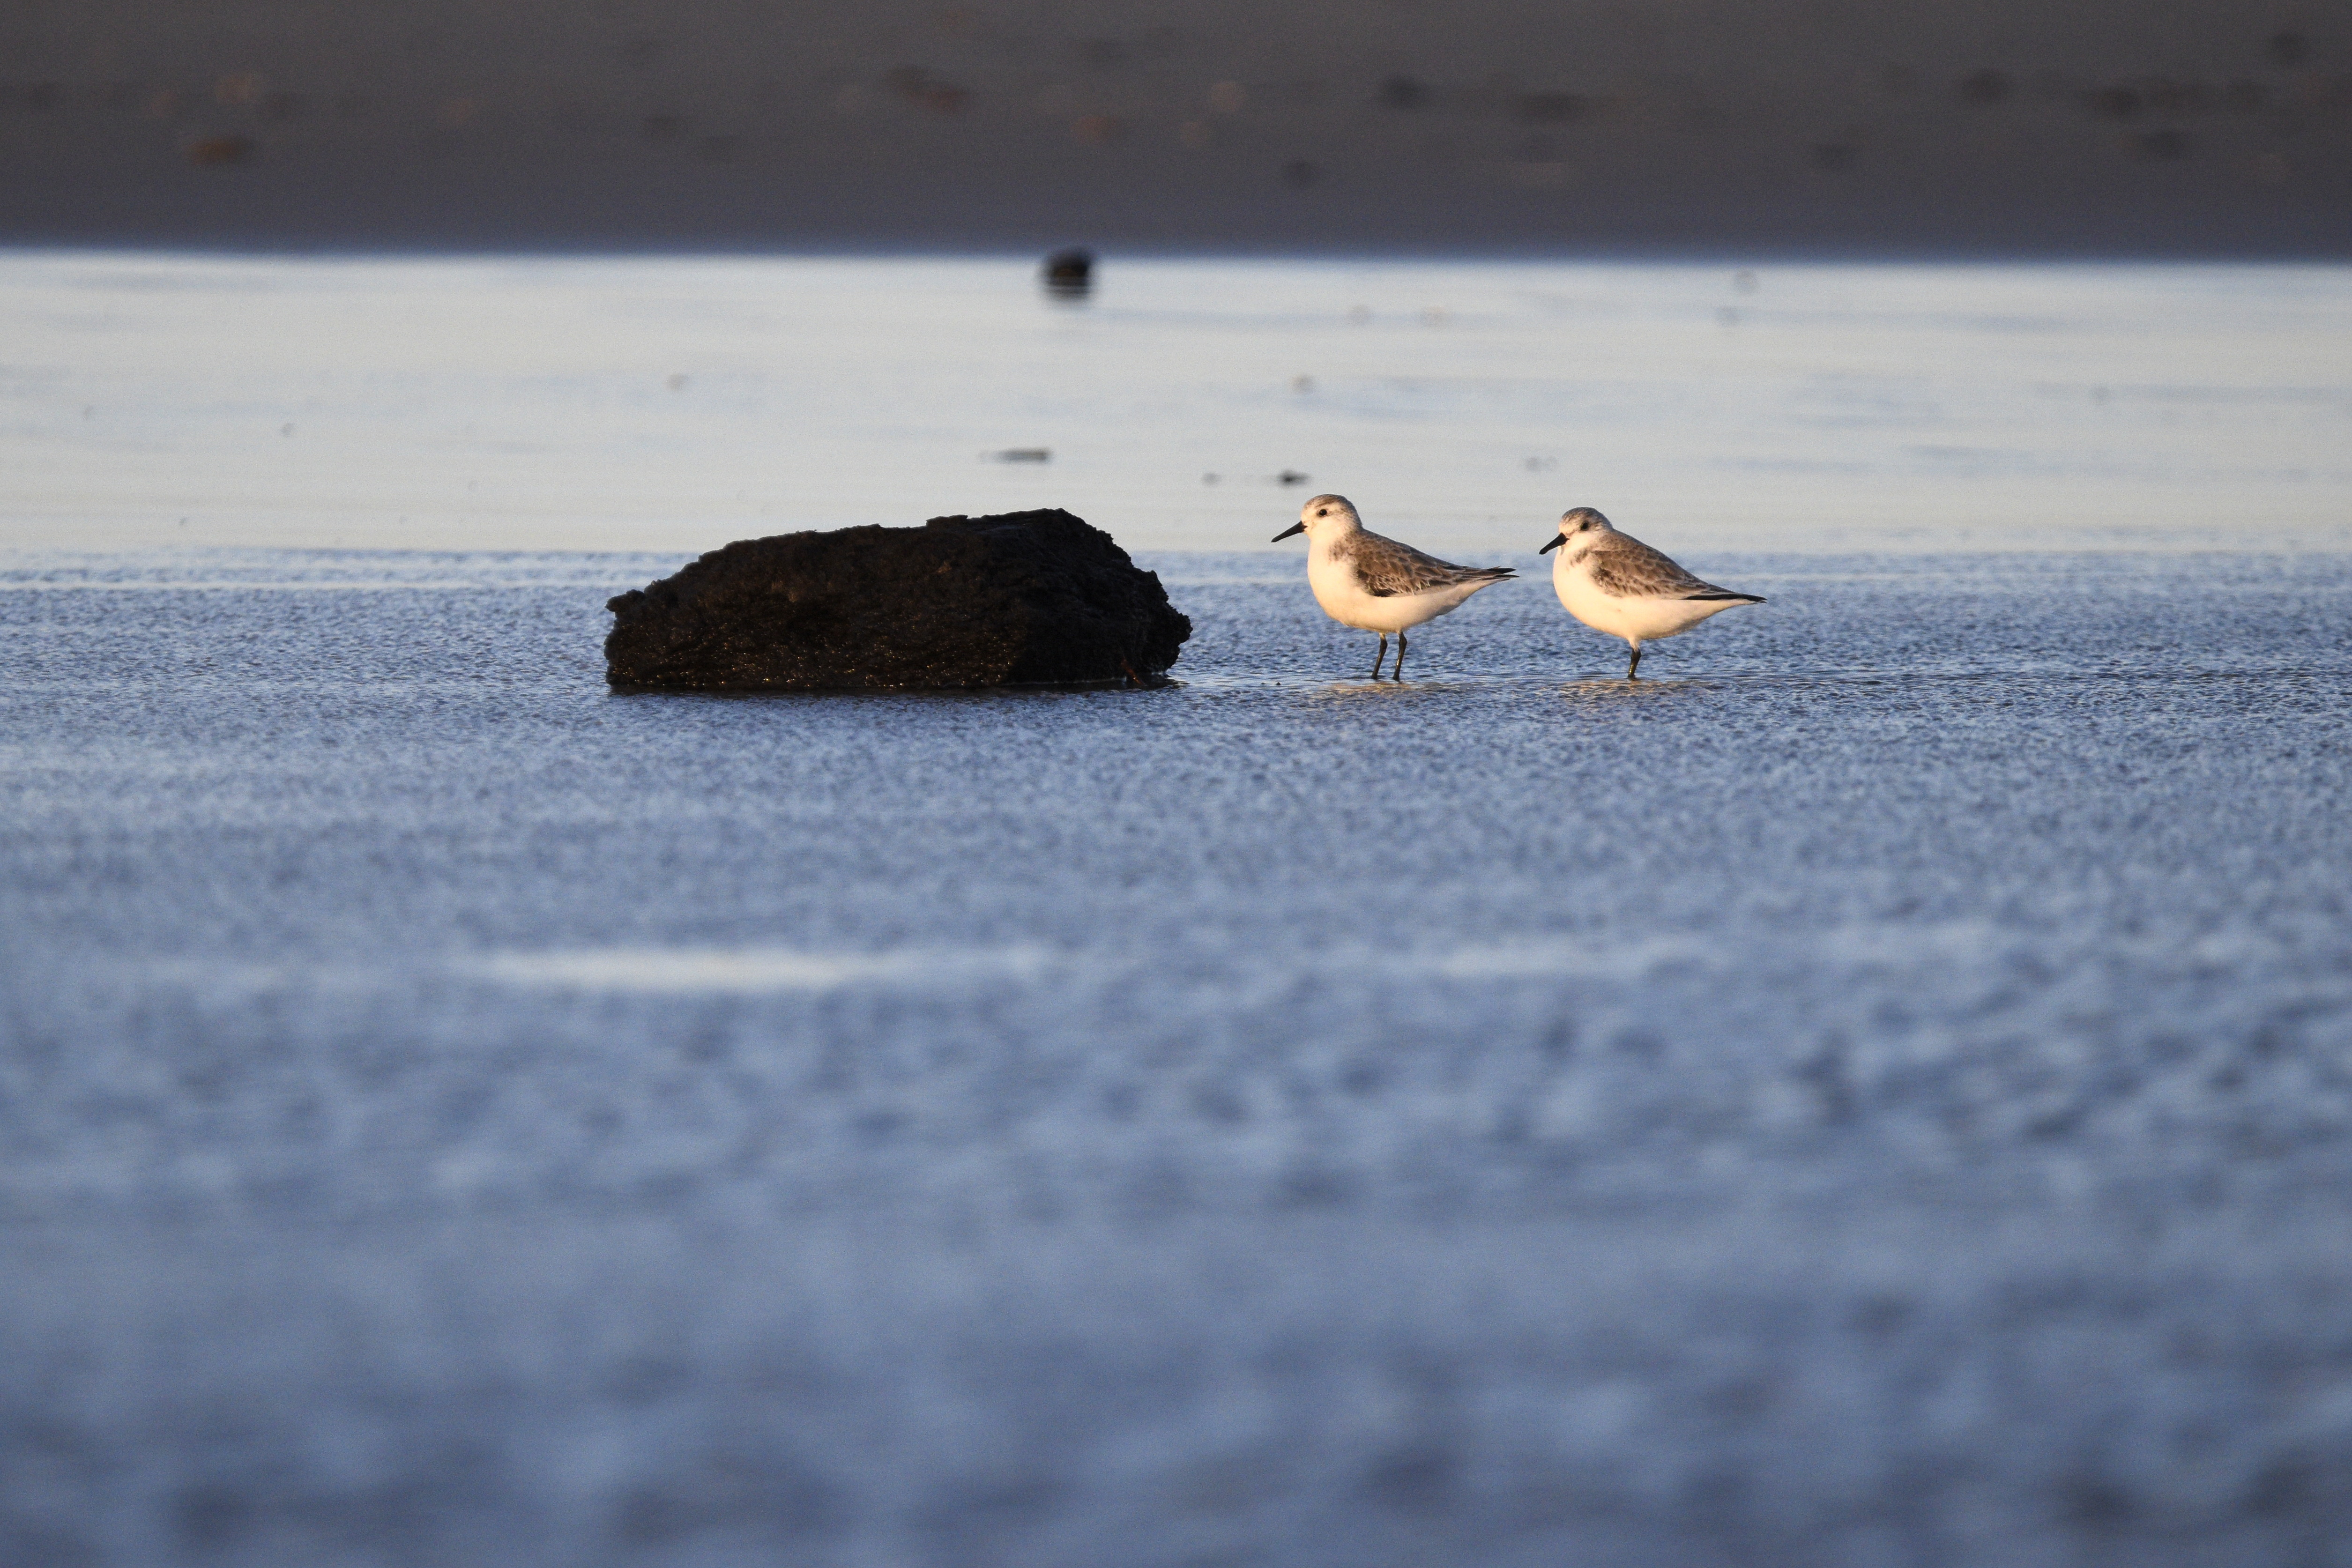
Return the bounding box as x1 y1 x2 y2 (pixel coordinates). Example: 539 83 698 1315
1586 535 1745 600
1347 531 1515 597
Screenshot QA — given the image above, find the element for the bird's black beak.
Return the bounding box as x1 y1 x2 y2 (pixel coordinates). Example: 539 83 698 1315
1272 522 1305 542
1538 534 1564 553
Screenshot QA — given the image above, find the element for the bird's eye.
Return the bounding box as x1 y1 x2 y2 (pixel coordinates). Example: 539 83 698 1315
1315 508 1327 516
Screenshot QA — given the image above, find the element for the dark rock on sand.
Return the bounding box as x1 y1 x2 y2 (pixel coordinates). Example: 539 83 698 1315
1042 249 1093 297
604 509 1189 690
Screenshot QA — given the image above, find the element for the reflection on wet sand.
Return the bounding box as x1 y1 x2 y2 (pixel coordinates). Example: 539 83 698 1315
1553 675 1721 705
1304 676 1485 701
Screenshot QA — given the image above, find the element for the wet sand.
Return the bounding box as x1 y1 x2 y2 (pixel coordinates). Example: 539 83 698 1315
3 548 2350 1562
4 254 2349 557
4 251 2351 1561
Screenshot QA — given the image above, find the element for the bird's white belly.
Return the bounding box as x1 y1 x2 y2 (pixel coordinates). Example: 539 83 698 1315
1553 559 1733 643
1309 552 1474 634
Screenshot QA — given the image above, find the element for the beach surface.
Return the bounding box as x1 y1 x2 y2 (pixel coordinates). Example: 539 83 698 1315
4 543 2351 1563
3 254 2351 1562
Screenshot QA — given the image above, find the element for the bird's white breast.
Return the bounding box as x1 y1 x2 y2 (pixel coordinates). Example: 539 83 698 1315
1307 542 1461 633
1552 550 1737 642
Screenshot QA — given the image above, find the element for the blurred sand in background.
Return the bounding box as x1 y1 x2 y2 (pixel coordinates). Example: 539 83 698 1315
1 0 2346 252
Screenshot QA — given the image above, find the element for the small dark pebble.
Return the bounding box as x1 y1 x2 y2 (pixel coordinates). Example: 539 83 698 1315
186 134 255 167
1519 92 1585 123
2087 85 2143 119
1380 75 1429 111
1958 69 2012 104
888 66 970 114
1042 248 1093 297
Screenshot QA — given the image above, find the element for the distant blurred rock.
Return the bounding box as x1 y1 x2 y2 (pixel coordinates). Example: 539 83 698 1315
886 67 969 114
1518 92 1585 123
1042 248 1093 297
1958 69 2012 104
185 135 255 167
2087 84 2144 119
2131 127 2192 160
604 510 1190 690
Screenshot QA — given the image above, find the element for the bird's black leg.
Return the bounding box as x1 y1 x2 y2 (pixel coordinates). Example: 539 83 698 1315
1626 642 1643 679
1394 632 1408 680
1370 635 1388 680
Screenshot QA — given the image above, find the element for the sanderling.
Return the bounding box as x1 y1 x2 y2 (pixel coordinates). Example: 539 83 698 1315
1273 494 1515 678
1540 507 1764 678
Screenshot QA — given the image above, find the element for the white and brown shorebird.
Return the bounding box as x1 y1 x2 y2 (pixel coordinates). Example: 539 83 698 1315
1273 494 1515 679
1540 507 1764 678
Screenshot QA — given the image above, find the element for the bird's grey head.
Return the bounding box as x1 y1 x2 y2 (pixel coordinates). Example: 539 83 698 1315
1273 493 1359 543
1540 506 1612 553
